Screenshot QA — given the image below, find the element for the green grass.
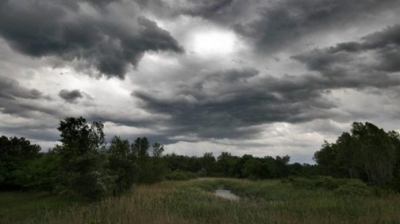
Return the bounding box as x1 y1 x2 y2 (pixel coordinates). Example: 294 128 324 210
2 178 400 224
0 191 72 223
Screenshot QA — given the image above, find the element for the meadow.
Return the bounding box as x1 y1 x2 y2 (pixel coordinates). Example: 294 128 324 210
1 178 400 224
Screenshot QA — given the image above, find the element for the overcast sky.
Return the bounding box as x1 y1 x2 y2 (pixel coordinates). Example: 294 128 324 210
1 0 400 163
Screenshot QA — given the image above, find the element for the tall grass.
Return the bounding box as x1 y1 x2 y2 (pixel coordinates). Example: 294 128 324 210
4 178 400 224
0 191 72 223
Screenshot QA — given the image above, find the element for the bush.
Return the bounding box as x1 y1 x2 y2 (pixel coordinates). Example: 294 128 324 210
165 171 198 181
334 179 371 197
287 176 360 191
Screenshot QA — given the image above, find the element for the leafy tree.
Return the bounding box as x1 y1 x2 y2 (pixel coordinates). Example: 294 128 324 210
350 122 396 185
164 153 202 173
217 152 238 177
314 122 399 187
55 117 110 200
107 136 135 195
148 143 166 183
275 155 290 177
17 151 61 192
0 136 40 189
131 137 152 183
243 158 266 179
201 152 216 176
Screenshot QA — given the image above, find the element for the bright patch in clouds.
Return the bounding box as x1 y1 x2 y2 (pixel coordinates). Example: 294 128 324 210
192 30 236 56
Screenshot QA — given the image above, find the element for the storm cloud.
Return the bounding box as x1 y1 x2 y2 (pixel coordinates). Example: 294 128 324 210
234 0 400 52
132 25 400 142
293 24 400 89
0 0 183 78
0 76 46 100
133 68 337 140
0 76 58 118
1 0 400 162
59 89 87 103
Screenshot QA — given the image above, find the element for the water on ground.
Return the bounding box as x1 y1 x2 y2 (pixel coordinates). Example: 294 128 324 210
214 189 239 200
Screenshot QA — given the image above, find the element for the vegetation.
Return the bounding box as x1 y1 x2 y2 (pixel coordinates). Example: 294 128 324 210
0 191 71 223
2 178 400 224
1 118 400 223
313 122 400 191
0 117 168 200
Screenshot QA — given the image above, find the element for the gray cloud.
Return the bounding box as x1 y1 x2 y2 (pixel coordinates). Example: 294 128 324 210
59 89 86 103
132 68 337 141
133 0 259 25
0 76 47 100
293 24 400 89
132 24 400 142
234 0 400 52
1 0 399 161
180 0 234 18
0 0 183 79
0 76 59 118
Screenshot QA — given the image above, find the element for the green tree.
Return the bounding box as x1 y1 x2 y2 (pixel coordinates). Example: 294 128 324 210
314 122 399 187
55 117 110 200
17 151 61 192
350 122 396 185
131 137 151 183
201 152 216 176
0 136 40 189
148 143 166 183
107 136 135 195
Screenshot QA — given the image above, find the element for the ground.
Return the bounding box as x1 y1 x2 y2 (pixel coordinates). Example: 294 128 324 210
1 178 400 224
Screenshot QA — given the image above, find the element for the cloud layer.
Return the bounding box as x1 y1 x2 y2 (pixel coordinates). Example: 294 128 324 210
1 0 400 162
0 0 183 78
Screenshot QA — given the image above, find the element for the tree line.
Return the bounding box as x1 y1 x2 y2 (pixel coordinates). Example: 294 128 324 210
0 117 166 200
1 118 399 200
313 122 400 190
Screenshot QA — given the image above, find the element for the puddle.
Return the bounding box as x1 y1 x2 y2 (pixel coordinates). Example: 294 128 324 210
214 189 239 200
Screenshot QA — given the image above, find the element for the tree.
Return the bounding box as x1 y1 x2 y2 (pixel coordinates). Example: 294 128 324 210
314 122 399 187
148 143 166 182
217 152 237 177
201 152 216 176
17 151 61 192
107 136 135 195
0 136 40 189
350 122 396 185
313 141 341 176
55 117 110 200
131 137 152 183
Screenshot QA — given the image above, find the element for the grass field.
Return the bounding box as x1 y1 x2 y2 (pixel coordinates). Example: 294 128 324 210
0 191 72 223
1 178 400 224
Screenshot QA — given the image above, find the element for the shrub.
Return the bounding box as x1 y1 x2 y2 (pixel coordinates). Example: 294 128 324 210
334 179 371 197
287 176 364 192
165 171 198 181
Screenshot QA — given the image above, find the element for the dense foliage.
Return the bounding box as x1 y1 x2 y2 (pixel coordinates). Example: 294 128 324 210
0 117 167 200
313 122 400 190
0 136 41 190
1 118 400 200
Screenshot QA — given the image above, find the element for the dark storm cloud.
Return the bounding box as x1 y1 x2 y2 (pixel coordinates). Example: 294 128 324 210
176 0 258 25
0 76 59 118
83 0 120 7
0 100 60 118
0 126 60 142
133 24 400 142
0 0 183 79
59 89 85 103
234 0 400 52
293 24 400 88
133 68 337 140
0 76 47 100
181 0 234 18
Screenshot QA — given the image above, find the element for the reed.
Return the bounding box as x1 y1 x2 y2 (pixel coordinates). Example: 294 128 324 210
3 178 400 224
